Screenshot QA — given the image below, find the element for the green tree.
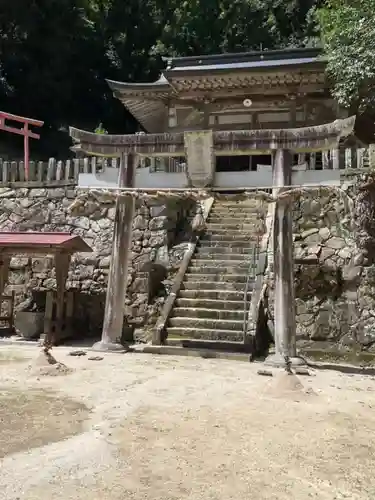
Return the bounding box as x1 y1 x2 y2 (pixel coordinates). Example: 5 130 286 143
152 0 319 57
0 0 322 157
318 0 375 114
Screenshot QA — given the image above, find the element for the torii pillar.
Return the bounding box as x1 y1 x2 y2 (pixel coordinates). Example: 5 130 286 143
265 149 303 366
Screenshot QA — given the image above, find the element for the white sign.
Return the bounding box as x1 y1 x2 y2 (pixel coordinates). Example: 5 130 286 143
184 130 215 187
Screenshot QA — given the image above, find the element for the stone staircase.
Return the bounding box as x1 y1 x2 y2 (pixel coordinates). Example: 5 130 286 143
164 197 266 350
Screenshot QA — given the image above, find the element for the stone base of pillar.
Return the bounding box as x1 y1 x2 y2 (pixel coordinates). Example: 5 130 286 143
91 340 127 353
264 353 306 368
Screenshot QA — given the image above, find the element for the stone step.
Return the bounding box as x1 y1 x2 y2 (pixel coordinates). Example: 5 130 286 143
188 264 255 275
206 217 263 229
179 289 250 301
197 243 255 255
201 228 258 237
196 246 252 256
165 338 250 352
214 201 261 207
169 316 243 331
181 280 250 291
211 205 263 212
199 233 256 243
206 222 260 231
209 207 266 217
175 297 244 311
199 237 252 248
193 253 253 263
184 273 249 283
190 258 250 267
166 327 243 342
172 307 244 321
209 214 262 222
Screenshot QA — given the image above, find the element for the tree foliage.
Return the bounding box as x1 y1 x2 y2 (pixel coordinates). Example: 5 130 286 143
0 0 320 156
318 0 375 114
152 0 319 56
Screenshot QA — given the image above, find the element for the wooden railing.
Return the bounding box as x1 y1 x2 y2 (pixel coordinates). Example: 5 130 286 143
0 145 373 186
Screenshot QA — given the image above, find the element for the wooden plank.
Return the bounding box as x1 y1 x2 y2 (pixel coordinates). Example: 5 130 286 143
47 158 56 181
83 157 90 173
91 156 97 175
28 161 35 181
37 161 44 181
322 151 330 169
331 148 339 170
56 160 64 181
2 161 9 183
73 158 80 180
10 161 17 182
65 159 72 181
0 180 76 188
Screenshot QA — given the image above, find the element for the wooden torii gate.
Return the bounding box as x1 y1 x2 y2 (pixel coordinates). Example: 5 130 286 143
70 117 356 361
0 111 44 180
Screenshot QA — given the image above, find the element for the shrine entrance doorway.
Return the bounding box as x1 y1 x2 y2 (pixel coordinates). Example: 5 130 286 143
216 154 272 173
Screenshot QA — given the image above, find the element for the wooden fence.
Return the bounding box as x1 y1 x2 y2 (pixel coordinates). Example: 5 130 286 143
0 145 374 186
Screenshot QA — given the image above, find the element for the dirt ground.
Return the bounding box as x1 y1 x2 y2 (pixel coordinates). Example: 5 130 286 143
0 346 375 500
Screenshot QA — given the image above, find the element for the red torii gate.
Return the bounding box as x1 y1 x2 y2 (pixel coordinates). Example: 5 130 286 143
0 111 44 180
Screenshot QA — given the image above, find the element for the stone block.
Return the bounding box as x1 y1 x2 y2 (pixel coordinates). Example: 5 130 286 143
47 188 65 199
10 257 30 270
318 227 331 241
29 189 47 198
149 216 169 231
342 265 362 283
133 215 148 230
325 237 346 250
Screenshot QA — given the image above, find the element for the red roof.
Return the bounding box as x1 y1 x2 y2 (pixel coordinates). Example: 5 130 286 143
0 232 92 253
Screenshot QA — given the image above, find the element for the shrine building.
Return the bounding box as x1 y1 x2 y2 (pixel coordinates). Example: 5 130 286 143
75 47 369 190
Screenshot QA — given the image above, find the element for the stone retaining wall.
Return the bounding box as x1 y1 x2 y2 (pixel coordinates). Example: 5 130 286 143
0 186 196 338
267 183 375 352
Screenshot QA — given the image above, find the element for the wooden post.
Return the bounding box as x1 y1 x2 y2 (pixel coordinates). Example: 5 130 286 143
92 152 135 352
0 254 10 298
332 148 340 170
24 124 29 181
266 149 304 367
54 252 71 344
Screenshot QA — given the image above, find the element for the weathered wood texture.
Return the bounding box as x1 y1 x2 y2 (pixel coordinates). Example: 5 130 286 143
0 255 10 299
53 253 72 345
98 153 135 349
69 117 356 156
272 149 297 359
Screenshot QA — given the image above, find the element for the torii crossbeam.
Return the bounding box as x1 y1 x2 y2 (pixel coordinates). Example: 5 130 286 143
0 111 44 180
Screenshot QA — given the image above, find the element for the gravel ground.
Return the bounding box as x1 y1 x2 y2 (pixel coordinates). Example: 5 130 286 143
0 345 375 500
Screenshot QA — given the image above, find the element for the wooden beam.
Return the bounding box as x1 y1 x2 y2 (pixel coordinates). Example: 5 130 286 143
93 152 135 352
0 111 44 127
70 116 356 157
0 124 40 139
